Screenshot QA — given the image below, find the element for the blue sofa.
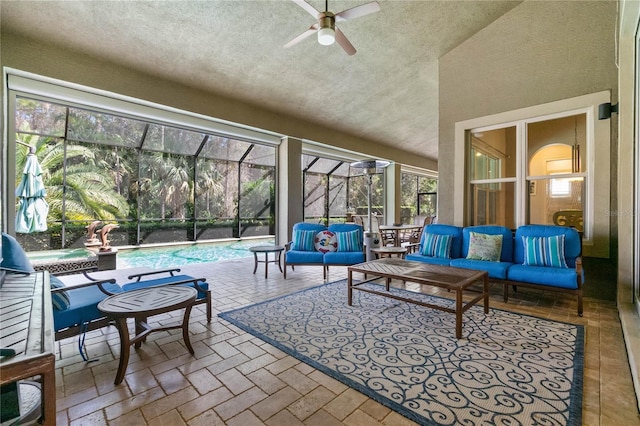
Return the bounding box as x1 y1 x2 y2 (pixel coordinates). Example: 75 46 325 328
406 224 584 315
284 222 365 279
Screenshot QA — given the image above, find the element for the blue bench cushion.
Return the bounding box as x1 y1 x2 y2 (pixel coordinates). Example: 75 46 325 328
507 264 581 289
122 275 208 299
450 259 512 280
405 253 452 266
285 250 325 264
324 251 365 266
54 282 123 331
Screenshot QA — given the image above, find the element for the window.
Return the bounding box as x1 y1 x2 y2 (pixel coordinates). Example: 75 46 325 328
468 115 586 232
11 96 277 250
400 171 437 224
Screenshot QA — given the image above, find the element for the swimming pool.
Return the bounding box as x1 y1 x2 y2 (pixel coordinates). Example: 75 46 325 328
117 238 274 269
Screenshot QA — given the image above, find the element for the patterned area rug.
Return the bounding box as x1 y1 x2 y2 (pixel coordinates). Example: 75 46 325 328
219 280 584 425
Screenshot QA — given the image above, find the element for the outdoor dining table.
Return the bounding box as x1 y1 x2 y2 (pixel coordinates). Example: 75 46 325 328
378 224 423 247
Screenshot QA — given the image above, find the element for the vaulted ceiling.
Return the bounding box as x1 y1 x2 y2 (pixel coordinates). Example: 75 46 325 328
1 0 522 161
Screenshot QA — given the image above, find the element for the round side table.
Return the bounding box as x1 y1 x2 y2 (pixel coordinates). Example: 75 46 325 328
249 245 285 278
371 246 408 259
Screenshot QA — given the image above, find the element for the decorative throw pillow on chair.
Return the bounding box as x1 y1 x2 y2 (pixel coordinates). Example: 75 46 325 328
314 231 337 253
421 233 452 258
292 230 316 251
466 232 503 262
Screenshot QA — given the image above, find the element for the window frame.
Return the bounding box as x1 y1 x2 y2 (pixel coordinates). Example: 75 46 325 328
454 91 611 257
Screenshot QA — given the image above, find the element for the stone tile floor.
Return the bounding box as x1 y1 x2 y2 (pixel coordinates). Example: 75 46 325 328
55 257 640 425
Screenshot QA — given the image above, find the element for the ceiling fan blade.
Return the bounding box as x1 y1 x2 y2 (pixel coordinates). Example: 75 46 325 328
291 0 322 19
284 23 319 48
335 1 380 22
335 27 356 56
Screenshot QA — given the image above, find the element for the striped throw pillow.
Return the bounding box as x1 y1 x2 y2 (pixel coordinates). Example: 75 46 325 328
522 235 568 268
421 233 453 258
50 275 70 311
336 230 362 252
292 230 316 251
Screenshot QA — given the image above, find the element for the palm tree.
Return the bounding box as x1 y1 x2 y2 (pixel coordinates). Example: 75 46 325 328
15 126 130 222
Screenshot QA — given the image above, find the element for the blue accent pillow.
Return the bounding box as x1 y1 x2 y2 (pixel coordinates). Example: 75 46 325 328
522 235 568 268
50 275 70 311
1 233 34 273
421 233 452 258
336 230 362 252
292 230 316 251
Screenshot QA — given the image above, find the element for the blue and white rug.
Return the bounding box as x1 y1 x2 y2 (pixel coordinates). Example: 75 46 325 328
219 280 583 425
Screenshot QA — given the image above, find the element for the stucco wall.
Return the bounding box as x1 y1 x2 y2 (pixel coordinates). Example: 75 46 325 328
438 1 617 226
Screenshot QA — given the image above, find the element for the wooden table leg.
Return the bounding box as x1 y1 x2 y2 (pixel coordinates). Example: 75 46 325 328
41 355 56 425
455 289 463 339
348 270 353 306
114 317 131 385
182 305 195 355
483 274 489 314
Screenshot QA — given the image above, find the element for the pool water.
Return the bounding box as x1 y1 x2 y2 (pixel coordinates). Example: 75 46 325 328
117 238 274 269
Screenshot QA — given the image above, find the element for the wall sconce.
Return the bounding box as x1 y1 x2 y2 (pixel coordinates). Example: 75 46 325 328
598 102 619 120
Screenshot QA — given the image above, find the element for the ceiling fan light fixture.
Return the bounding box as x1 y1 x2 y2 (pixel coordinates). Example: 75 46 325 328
318 27 335 45
317 15 335 45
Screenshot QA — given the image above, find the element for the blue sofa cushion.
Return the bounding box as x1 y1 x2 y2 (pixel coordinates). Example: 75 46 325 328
53 282 123 331
514 225 581 268
421 233 452 258
522 235 568 268
418 224 463 259
450 259 512 280
405 253 452 266
324 251 365 266
122 275 209 299
508 264 581 289
1 232 34 273
462 226 514 262
50 275 70 311
285 250 325 264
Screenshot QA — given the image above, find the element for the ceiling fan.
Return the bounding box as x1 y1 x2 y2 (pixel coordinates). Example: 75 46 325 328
284 0 380 56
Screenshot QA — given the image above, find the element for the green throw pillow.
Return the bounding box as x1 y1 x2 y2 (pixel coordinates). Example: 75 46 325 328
466 232 503 262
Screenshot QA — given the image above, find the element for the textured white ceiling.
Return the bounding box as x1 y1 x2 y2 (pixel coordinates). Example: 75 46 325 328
1 0 521 160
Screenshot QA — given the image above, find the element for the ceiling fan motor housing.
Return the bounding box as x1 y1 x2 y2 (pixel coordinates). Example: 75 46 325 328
318 12 336 45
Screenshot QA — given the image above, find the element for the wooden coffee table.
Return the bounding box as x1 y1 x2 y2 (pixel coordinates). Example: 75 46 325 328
347 258 489 339
98 286 197 384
